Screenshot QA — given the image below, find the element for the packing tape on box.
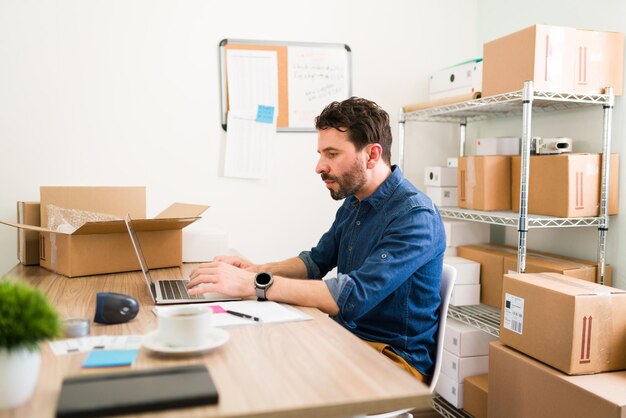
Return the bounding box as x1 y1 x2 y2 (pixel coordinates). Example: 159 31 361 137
50 232 58 272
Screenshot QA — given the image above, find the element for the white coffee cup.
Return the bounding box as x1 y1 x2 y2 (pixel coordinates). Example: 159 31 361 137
157 305 212 348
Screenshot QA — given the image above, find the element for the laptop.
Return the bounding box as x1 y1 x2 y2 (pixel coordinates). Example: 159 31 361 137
124 214 238 305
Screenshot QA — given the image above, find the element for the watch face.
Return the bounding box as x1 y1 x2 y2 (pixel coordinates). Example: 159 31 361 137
256 272 272 286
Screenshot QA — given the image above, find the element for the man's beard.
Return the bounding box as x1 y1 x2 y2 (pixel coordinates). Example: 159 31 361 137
321 158 367 200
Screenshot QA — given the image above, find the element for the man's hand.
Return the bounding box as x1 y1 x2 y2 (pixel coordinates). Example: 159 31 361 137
212 255 260 272
187 261 256 297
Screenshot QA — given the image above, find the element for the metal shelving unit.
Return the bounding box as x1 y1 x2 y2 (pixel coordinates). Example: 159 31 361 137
432 395 474 418
401 82 615 418
400 81 614 282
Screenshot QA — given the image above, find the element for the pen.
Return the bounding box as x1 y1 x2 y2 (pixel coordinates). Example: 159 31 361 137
226 310 261 322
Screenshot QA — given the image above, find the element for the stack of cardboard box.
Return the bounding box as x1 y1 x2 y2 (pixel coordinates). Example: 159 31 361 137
443 256 480 306
436 318 496 409
3 187 208 277
489 273 626 417
424 165 458 208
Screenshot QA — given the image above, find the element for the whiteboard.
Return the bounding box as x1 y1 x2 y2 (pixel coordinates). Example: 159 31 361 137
219 39 352 132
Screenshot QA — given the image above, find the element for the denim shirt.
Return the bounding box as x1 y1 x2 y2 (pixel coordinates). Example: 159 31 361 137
298 165 445 376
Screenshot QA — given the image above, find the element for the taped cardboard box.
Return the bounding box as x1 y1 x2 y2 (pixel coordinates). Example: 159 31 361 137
457 244 611 309
1 187 209 277
512 153 619 217
483 24 577 97
463 374 488 418
458 156 511 211
500 272 626 375
16 201 41 265
489 341 626 418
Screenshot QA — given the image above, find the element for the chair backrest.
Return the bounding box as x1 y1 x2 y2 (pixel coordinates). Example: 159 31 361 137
429 263 456 392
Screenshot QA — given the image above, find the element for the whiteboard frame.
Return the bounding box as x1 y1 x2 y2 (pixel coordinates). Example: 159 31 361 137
219 38 352 132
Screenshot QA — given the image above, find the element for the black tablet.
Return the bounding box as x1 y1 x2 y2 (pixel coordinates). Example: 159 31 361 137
56 364 218 418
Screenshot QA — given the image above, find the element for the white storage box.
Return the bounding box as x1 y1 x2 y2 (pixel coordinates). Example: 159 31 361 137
441 350 489 383
443 220 490 247
424 166 458 187
447 157 459 168
444 256 480 284
427 186 458 207
444 247 458 257
444 318 497 357
450 283 481 306
475 136 520 156
435 373 464 408
429 59 483 101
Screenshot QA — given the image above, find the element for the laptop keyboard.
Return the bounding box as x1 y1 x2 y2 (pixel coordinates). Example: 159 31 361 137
159 280 205 300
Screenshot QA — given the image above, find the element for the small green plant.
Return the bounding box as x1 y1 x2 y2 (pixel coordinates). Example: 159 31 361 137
0 279 61 351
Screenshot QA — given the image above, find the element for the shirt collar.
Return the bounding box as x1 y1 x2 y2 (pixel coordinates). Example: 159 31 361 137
348 165 403 211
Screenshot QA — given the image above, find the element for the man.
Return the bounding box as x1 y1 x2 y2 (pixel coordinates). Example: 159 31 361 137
188 97 446 381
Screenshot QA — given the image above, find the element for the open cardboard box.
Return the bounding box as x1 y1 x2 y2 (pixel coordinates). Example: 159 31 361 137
1 187 209 277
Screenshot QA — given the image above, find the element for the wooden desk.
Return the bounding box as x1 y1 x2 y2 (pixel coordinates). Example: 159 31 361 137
1 264 432 418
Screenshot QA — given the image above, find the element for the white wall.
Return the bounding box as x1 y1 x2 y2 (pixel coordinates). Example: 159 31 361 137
0 0 478 275
475 0 626 289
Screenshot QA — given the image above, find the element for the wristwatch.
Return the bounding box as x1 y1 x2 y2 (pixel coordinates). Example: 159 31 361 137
254 272 274 301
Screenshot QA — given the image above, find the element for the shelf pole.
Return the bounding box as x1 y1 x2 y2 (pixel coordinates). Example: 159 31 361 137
460 117 467 156
398 108 406 172
597 87 614 285
517 81 534 273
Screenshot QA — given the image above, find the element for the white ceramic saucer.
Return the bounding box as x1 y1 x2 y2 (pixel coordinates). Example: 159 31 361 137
142 328 230 355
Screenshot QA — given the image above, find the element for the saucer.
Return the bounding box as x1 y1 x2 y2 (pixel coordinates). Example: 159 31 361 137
142 328 230 355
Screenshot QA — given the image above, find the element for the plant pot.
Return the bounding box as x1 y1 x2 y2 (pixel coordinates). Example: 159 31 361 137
0 348 41 409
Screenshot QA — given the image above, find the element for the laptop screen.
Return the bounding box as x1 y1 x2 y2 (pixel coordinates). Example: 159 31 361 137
124 214 153 284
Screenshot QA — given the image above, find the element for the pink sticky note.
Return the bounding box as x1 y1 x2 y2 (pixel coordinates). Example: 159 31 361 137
210 305 227 314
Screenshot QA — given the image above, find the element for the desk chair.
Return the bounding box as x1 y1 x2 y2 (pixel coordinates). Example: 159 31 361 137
366 264 456 418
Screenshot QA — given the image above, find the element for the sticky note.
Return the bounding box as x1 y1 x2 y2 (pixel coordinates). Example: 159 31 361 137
256 105 275 123
210 305 227 314
83 349 139 368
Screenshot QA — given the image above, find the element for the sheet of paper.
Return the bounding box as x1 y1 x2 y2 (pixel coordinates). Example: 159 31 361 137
153 301 312 328
226 49 279 118
225 49 278 179
224 110 276 179
287 46 350 129
49 335 143 356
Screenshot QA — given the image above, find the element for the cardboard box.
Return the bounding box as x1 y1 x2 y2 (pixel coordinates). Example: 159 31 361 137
489 341 626 418
444 318 497 357
426 186 458 207
424 166 458 187
443 220 490 248
475 137 520 156
500 272 626 375
458 156 511 211
457 244 611 309
16 201 41 265
429 60 483 101
441 349 489 383
1 187 209 277
574 29 624 95
450 284 481 306
512 153 619 217
436 372 464 409
444 256 480 284
483 24 577 97
463 374 488 418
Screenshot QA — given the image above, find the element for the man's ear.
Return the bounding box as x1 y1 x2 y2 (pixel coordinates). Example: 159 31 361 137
366 144 383 167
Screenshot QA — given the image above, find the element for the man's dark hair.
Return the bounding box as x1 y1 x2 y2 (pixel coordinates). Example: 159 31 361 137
315 97 392 165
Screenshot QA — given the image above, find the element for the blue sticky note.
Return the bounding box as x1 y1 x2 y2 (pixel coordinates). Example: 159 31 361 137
256 105 275 123
83 349 139 368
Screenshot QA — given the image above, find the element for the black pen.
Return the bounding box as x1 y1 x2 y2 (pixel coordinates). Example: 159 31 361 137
226 310 261 322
